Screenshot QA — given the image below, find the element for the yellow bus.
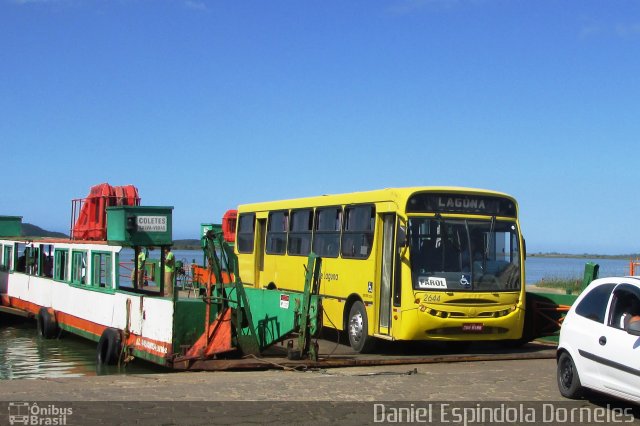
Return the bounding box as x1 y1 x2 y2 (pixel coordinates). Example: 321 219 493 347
234 187 526 352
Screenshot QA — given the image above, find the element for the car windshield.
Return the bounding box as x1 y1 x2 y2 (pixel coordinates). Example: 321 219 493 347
408 217 521 292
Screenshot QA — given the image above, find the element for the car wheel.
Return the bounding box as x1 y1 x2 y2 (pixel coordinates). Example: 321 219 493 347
557 352 584 399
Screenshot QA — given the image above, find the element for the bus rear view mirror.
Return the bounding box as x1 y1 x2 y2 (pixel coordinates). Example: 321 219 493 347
397 225 407 248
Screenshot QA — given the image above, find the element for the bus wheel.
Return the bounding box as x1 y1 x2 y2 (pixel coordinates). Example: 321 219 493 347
348 301 375 353
97 328 123 366
37 308 59 339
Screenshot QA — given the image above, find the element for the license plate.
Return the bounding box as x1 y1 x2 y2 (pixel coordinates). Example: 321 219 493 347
462 323 484 332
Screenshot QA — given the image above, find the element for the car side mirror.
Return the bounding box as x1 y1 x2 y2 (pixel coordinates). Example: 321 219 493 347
627 321 640 336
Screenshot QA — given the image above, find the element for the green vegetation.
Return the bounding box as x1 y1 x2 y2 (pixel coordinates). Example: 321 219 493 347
533 277 582 294
530 252 639 260
172 239 201 250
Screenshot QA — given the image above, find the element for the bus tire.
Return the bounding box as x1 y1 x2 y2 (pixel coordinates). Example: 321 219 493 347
347 301 376 353
37 308 59 339
97 328 122 366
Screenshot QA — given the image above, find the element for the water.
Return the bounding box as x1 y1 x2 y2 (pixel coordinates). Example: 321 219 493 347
117 248 204 288
0 316 167 380
171 249 206 264
169 249 633 285
0 254 633 380
119 249 204 266
525 256 631 284
0 248 205 381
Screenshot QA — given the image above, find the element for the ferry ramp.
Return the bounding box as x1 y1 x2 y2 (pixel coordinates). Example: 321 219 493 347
177 335 556 371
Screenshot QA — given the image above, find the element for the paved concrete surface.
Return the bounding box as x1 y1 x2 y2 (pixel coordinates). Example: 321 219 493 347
0 359 559 402
1 358 638 425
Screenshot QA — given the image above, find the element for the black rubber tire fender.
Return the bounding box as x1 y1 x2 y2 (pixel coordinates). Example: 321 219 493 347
37 307 59 339
96 328 123 366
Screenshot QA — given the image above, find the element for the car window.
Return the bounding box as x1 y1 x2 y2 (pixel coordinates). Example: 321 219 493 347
575 283 616 323
607 284 640 329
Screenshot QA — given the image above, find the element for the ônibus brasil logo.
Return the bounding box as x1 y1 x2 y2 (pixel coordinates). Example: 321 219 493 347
7 402 72 425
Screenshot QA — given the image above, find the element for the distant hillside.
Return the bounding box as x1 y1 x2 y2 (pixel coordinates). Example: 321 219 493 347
22 223 68 238
529 252 640 260
172 239 201 249
16 224 200 247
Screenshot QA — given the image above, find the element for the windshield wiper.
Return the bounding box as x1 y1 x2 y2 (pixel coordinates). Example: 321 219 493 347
485 216 496 260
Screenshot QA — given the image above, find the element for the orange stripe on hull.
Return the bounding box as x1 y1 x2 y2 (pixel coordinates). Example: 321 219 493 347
5 297 41 315
127 335 172 358
56 311 106 339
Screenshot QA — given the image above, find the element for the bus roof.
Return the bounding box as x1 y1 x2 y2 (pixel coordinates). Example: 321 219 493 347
237 186 516 212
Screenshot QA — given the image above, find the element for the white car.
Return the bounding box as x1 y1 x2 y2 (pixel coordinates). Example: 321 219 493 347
557 276 640 403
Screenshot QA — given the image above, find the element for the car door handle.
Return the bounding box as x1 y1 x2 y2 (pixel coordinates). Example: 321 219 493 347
599 336 607 346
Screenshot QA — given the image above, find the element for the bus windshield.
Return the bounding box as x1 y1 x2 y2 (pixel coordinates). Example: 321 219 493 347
408 218 521 292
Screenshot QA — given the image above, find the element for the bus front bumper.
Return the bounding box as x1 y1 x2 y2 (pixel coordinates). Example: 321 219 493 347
395 305 525 342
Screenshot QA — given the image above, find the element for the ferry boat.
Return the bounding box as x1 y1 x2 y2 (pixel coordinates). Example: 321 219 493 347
0 183 321 369
0 183 583 371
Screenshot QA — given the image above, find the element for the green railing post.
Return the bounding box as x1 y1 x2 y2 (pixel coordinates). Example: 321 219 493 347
581 262 600 292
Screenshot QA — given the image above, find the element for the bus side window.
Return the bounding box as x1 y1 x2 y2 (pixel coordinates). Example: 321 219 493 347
313 207 341 258
341 205 375 259
237 213 256 254
288 209 313 256
266 211 288 255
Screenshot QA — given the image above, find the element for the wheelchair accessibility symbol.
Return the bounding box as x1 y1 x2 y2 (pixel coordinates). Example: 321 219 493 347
460 274 471 288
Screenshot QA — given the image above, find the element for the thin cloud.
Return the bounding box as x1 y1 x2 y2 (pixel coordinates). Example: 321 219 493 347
615 22 640 37
184 0 207 11
579 23 602 39
12 0 62 4
580 15 640 39
10 0 208 10
386 0 506 17
387 0 460 16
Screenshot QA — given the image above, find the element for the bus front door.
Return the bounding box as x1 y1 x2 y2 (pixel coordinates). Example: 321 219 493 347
378 214 396 335
255 219 266 287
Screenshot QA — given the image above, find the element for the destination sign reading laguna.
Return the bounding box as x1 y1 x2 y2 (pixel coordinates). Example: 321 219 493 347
406 193 517 217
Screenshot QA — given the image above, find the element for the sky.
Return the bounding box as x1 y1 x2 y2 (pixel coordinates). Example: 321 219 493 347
1 0 639 254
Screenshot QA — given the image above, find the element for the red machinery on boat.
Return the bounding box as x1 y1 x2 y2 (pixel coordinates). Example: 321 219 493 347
221 209 237 243
70 183 140 240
